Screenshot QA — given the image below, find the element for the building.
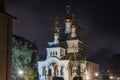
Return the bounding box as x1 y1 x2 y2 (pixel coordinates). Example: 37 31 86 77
0 1 16 80
86 61 100 80
37 5 100 80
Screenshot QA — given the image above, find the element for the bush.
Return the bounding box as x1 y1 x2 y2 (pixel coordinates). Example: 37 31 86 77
101 75 110 80
53 77 64 80
73 76 82 80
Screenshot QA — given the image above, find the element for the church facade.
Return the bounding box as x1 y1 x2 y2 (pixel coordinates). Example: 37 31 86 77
38 5 100 80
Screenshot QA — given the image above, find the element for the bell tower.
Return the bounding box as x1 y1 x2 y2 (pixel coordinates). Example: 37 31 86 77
0 0 16 80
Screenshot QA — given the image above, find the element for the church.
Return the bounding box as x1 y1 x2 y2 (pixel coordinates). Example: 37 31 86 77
38 5 100 80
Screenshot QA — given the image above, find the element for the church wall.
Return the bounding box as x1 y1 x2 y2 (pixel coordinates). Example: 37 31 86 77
85 61 100 80
67 40 79 53
46 47 61 58
38 58 70 80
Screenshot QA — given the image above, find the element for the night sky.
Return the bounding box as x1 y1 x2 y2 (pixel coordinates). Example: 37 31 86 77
5 0 120 64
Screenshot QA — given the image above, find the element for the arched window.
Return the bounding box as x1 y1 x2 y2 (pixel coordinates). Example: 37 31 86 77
53 52 55 56
50 52 52 56
48 68 51 76
56 51 57 55
60 66 64 75
54 65 59 76
42 67 46 76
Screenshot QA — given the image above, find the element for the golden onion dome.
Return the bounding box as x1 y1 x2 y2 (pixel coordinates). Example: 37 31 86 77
54 32 59 35
71 24 76 28
65 18 72 22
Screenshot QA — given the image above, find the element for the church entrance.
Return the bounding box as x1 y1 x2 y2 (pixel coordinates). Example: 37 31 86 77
54 65 59 77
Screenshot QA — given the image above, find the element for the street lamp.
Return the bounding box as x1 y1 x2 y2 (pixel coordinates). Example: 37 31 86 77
18 70 23 75
95 72 99 77
18 70 24 80
94 72 99 80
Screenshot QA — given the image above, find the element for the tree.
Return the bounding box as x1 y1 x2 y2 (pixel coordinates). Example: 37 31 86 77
67 55 74 80
108 54 120 77
24 66 36 80
101 74 110 80
12 37 35 79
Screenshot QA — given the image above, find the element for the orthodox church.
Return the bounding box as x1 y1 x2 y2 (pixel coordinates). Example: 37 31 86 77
38 5 99 80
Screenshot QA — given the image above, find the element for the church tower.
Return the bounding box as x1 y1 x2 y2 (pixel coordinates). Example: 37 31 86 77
38 5 100 80
38 5 89 80
0 1 16 80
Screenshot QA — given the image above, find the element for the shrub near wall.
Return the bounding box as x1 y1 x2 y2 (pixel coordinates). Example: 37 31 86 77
73 76 82 80
53 77 64 80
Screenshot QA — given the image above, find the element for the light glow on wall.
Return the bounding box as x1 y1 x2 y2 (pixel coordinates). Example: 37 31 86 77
86 71 90 80
95 72 99 77
109 76 114 79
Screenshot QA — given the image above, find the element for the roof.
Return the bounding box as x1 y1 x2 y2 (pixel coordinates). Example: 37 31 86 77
0 11 17 19
0 1 17 19
87 61 100 67
13 34 38 49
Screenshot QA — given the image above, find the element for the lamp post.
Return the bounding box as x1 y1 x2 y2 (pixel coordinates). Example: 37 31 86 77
18 70 24 80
